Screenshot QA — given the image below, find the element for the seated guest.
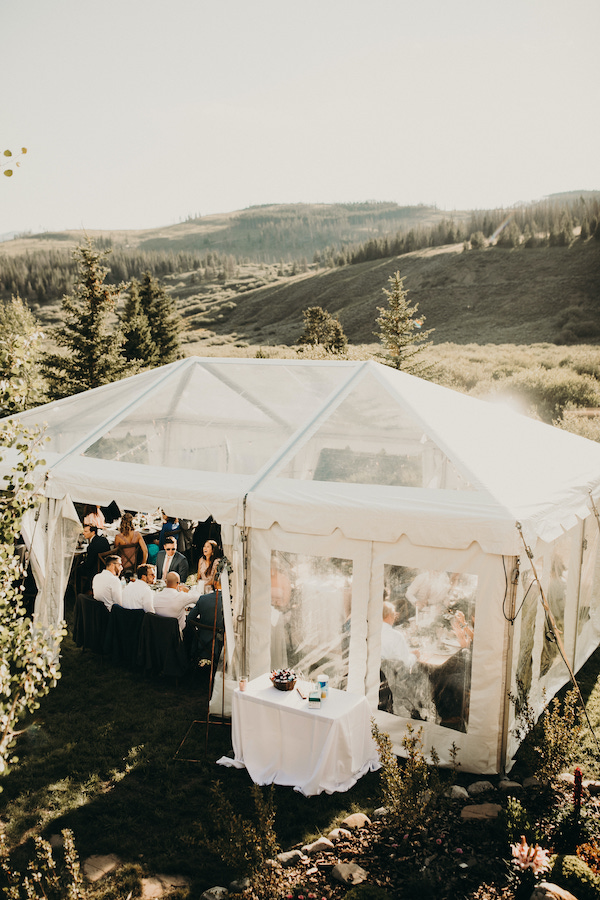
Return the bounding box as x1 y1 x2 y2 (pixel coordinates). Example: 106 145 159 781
153 571 190 635
186 588 224 663
79 523 111 590
83 504 106 529
92 555 123 610
159 513 180 549
156 536 189 582
120 564 156 613
114 512 148 568
197 539 221 592
381 601 419 671
146 535 160 565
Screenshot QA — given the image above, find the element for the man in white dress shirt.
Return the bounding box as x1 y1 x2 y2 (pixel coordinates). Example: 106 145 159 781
121 564 156 613
153 571 190 635
92 555 123 611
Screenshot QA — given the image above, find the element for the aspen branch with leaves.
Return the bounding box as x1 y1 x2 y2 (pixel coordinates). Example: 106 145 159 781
2 147 27 177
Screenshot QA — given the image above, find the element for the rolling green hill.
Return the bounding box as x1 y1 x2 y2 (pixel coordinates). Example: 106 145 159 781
2 198 599 349
177 240 600 347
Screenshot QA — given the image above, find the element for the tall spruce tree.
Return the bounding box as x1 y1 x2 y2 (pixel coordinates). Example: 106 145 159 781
138 271 181 364
375 271 434 376
121 278 159 365
42 239 129 399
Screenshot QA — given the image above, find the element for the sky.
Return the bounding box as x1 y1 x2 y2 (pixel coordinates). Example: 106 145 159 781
1 0 599 235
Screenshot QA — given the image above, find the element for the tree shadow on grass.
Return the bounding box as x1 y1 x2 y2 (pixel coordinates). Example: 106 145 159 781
5 634 381 894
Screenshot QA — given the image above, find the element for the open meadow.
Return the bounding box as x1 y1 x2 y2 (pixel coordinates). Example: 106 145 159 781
181 341 600 438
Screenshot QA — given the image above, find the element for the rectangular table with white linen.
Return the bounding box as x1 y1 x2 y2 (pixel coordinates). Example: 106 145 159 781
217 673 380 796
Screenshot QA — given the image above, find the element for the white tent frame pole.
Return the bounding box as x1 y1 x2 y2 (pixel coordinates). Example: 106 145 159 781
498 555 519 774
371 365 490 493
240 492 250 678
45 357 192 474
201 362 294 432
243 361 370 493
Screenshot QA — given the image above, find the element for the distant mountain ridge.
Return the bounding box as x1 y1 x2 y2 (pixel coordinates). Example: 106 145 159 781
5 201 470 263
2 195 599 349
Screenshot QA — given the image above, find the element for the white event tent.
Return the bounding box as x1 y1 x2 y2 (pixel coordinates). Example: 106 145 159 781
3 356 600 774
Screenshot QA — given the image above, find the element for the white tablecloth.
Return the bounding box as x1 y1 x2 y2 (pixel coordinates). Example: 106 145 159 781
217 673 380 796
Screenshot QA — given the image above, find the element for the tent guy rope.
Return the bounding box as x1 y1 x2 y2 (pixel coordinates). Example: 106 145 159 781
515 521 600 754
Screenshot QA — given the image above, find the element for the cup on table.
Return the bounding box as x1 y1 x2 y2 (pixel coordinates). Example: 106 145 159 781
239 675 248 692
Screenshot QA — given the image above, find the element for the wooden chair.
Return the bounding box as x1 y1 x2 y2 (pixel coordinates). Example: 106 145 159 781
97 549 115 572
114 541 139 577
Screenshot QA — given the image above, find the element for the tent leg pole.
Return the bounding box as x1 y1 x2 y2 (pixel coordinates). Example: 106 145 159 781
499 555 519 774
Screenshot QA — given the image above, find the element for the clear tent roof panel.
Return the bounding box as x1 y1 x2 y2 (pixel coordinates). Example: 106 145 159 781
81 358 355 475
276 372 475 489
9 366 169 456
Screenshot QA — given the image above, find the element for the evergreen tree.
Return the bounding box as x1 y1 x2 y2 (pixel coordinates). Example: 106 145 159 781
121 279 159 365
138 271 181 364
374 271 434 376
469 231 486 250
299 306 348 353
42 239 129 399
326 317 348 354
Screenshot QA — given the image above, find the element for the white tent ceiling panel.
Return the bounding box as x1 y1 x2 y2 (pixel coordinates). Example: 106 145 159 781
44 456 247 525
246 479 522 554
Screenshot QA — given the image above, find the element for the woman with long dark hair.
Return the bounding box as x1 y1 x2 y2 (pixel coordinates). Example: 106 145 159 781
197 539 221 592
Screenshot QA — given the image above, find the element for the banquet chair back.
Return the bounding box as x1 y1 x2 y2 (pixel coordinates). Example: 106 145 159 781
115 542 139 577
73 593 110 655
104 604 145 666
137 613 188 680
97 549 114 572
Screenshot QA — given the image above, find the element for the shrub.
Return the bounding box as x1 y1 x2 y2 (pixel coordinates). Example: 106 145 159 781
469 231 486 250
371 719 441 836
500 796 537 845
345 886 393 900
550 853 600 900
195 781 279 878
0 829 84 899
509 682 581 784
298 306 348 354
475 366 600 422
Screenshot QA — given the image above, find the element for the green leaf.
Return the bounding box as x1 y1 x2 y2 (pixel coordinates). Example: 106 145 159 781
21 147 27 154
3 170 13 177
3 149 12 157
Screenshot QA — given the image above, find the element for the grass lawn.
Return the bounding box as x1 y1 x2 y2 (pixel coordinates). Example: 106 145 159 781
1 591 379 895
2 586 600 898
